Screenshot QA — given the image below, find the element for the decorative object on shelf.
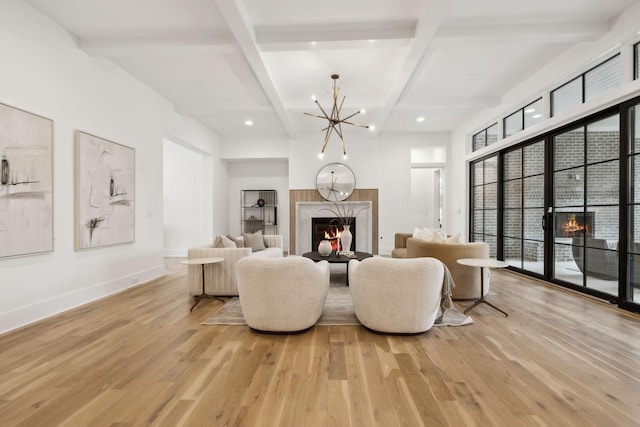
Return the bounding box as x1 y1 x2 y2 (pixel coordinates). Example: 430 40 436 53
318 240 332 256
316 162 355 201
75 130 135 250
304 74 369 158
340 224 353 254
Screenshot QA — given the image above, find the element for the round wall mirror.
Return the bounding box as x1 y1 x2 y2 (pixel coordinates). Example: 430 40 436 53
315 163 355 201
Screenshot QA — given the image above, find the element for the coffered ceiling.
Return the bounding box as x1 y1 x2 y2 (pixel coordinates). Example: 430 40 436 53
25 0 639 139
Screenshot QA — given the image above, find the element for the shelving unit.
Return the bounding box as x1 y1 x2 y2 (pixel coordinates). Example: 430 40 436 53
241 190 278 235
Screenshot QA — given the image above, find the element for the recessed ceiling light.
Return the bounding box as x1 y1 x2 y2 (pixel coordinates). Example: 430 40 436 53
244 120 253 126
360 108 366 114
369 125 376 131
416 117 425 122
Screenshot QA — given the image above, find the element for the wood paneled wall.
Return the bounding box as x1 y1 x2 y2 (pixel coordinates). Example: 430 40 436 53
289 189 379 254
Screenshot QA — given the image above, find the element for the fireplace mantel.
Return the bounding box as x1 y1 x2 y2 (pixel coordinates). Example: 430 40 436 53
289 189 379 255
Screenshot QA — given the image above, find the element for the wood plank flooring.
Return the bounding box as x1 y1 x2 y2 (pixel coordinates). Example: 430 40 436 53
1 260 639 426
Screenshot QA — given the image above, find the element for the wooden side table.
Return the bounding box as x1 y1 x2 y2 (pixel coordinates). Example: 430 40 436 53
181 257 225 311
457 258 509 317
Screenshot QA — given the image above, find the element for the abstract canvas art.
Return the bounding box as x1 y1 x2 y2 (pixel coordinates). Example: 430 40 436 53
0 102 54 258
75 131 135 249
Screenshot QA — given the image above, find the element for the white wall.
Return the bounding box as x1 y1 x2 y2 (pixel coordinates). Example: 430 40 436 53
163 140 204 257
0 1 222 333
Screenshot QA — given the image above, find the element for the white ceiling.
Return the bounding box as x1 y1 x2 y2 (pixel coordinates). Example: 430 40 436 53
24 0 639 139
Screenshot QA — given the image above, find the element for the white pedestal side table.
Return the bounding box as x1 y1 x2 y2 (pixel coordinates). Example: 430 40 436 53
457 258 509 317
181 257 225 311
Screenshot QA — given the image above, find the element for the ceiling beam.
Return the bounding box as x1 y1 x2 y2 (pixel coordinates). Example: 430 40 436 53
255 20 416 44
215 0 296 137
373 0 455 134
434 20 610 45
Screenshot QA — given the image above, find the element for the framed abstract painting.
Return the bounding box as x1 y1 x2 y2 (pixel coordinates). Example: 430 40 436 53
75 131 135 250
0 102 54 258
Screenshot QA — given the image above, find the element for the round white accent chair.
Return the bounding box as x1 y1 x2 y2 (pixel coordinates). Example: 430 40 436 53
348 257 445 334
236 256 330 333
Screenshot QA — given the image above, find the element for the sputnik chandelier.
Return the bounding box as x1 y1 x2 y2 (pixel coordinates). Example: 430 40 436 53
304 74 368 158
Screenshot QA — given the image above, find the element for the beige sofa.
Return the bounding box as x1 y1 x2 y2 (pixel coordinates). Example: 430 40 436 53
236 256 330 332
393 233 490 300
187 234 283 296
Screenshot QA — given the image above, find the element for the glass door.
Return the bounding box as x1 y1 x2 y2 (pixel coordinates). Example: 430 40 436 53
503 141 545 275
552 114 620 297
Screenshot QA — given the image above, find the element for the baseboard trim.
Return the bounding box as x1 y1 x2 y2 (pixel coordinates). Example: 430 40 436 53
0 264 166 335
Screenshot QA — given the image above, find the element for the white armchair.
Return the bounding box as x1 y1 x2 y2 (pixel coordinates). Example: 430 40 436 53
236 256 330 332
348 257 445 334
187 234 283 296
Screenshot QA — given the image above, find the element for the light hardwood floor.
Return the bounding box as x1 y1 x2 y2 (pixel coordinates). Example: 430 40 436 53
1 259 639 427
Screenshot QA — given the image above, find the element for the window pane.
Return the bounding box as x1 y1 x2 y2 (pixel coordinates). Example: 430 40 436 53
484 157 498 184
587 161 619 205
485 235 497 258
505 179 522 208
628 206 639 252
473 211 483 234
504 209 521 237
523 141 544 176
586 115 619 164
633 43 640 80
552 77 582 117
524 175 544 208
504 110 523 137
523 240 544 274
487 123 499 146
589 205 618 242
585 55 621 102
557 243 583 286
632 155 640 204
554 127 584 171
554 166 585 207
505 237 522 268
485 209 497 236
631 106 640 154
524 98 544 129
485 183 497 210
473 131 486 151
524 208 544 240
473 162 483 186
473 186 483 209
628 254 640 302
505 149 522 180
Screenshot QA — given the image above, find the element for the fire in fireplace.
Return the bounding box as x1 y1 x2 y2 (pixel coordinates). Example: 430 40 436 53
311 217 356 252
555 211 594 238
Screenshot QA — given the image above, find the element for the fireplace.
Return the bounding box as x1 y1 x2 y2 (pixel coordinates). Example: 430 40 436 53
555 211 594 238
311 217 356 252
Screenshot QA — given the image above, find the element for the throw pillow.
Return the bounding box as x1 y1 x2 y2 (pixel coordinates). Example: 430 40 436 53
243 230 266 252
432 229 447 243
227 235 244 248
446 233 461 243
213 235 224 248
220 235 236 248
417 227 434 241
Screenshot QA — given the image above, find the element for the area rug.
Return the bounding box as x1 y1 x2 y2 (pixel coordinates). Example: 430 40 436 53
201 286 473 327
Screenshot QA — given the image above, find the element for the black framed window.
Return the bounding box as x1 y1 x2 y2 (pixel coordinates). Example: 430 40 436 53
471 155 498 257
472 123 498 152
635 42 639 80
504 98 543 138
551 55 621 117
